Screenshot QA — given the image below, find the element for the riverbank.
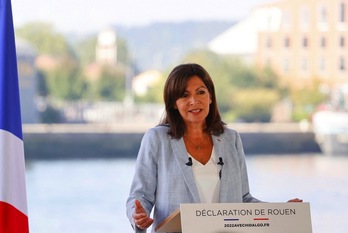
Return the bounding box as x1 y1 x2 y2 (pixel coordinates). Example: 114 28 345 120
23 123 321 160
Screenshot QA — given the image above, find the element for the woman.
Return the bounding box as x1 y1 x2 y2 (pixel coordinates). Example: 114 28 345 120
126 63 301 232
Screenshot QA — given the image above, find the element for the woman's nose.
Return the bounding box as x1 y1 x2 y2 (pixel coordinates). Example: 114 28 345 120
189 95 197 105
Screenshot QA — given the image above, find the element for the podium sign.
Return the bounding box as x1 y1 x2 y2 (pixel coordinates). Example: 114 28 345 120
180 202 312 233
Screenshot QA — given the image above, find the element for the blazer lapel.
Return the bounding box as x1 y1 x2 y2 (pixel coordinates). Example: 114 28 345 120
212 135 230 202
171 137 200 203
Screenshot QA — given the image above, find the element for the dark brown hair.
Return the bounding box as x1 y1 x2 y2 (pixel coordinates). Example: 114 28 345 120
159 63 225 138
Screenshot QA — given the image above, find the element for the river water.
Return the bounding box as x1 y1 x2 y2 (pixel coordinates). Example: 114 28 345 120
26 154 348 233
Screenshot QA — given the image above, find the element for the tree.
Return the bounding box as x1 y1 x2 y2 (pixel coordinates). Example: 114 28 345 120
134 75 165 103
290 80 327 121
180 50 285 122
16 22 88 100
75 36 97 67
139 49 285 122
232 89 280 122
44 56 87 100
36 70 49 97
91 65 126 101
16 22 73 56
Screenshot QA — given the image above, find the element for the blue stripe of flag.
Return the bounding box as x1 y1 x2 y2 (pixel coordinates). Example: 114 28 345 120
0 0 23 140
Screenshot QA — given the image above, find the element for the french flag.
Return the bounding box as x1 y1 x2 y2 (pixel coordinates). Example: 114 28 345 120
0 0 29 232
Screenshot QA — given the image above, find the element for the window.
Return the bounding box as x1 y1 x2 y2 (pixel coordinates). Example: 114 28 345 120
339 56 346 70
339 1 346 23
282 10 291 28
320 37 326 48
300 6 309 28
301 58 308 71
266 36 272 48
339 36 345 47
302 37 309 48
284 37 290 48
319 5 328 23
283 59 289 72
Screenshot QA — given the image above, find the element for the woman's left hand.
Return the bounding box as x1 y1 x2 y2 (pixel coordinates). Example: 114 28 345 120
287 198 303 202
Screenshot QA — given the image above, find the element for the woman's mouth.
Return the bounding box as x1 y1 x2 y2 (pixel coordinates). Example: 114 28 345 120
189 108 202 113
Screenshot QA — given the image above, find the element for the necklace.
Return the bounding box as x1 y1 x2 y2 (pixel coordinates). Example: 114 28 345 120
184 134 208 150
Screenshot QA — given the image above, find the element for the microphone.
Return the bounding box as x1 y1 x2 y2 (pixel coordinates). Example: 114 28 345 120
186 157 193 166
217 157 224 166
217 157 224 179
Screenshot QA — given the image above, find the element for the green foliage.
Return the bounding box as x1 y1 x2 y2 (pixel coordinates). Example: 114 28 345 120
290 82 328 121
17 22 324 123
45 57 86 100
232 89 280 122
40 105 63 123
16 22 88 100
36 70 49 97
133 49 286 122
117 38 132 65
16 22 73 56
128 49 283 122
16 22 134 103
256 66 281 89
75 36 97 66
134 76 165 103
91 66 126 101
179 50 284 122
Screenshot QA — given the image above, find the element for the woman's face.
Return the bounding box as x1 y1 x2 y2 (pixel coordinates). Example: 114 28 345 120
175 75 212 127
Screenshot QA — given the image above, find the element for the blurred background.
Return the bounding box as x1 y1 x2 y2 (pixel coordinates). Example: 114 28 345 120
11 0 348 232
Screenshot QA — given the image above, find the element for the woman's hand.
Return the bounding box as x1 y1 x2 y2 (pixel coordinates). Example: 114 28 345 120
133 199 154 230
287 198 303 202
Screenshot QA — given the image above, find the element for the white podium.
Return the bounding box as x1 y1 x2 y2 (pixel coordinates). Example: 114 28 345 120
155 202 312 233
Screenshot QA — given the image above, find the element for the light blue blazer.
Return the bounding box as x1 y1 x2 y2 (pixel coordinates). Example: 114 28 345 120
126 125 261 233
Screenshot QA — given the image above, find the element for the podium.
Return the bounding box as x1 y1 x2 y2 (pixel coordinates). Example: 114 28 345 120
155 202 312 233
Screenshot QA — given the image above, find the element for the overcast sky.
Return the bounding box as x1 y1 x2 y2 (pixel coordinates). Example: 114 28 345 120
12 0 272 33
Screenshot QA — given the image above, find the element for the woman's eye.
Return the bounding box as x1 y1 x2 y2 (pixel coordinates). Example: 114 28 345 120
197 90 206 94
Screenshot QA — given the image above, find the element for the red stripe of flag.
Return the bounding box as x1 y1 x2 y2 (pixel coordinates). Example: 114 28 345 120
0 202 29 233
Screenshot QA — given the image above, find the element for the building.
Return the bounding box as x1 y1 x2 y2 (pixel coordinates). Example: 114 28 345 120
96 28 117 65
208 6 281 64
132 69 162 96
210 0 348 89
16 38 39 123
257 0 348 88
84 28 118 82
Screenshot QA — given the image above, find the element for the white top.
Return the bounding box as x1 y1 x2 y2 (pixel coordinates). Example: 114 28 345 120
190 148 220 203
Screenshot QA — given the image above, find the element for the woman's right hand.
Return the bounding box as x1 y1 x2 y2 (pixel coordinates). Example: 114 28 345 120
133 199 154 230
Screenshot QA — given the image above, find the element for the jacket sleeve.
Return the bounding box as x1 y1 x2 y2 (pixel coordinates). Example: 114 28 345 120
126 128 159 232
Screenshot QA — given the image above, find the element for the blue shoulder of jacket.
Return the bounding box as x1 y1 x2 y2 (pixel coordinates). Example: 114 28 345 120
222 126 239 136
145 125 171 137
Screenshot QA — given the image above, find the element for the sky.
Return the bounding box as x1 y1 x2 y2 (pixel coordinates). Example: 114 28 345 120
12 0 272 33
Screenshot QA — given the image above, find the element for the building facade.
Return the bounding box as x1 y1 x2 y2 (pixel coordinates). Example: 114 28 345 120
256 0 348 88
96 28 117 66
16 38 39 123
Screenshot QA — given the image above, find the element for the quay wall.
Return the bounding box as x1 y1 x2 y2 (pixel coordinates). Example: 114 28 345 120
23 123 321 160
